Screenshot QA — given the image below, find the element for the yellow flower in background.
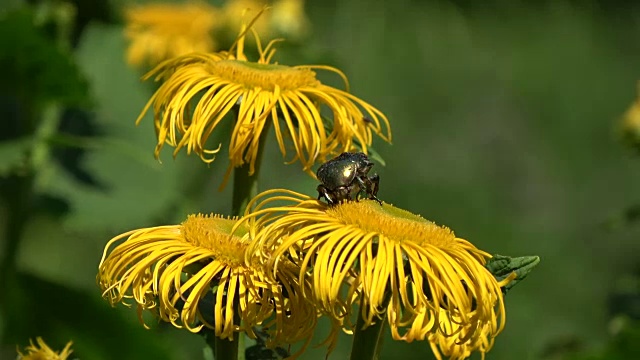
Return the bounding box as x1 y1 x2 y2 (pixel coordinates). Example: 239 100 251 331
222 0 310 40
222 0 270 36
136 10 391 187
17 337 73 360
124 2 221 67
269 0 310 39
98 213 316 346
243 189 511 358
620 83 640 152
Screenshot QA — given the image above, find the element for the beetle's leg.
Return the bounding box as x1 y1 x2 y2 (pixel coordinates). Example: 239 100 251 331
352 177 367 201
317 184 335 205
316 184 325 201
334 186 351 203
369 174 380 196
353 176 378 204
361 174 382 205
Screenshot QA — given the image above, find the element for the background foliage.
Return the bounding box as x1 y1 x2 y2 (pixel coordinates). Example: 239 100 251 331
1 0 639 359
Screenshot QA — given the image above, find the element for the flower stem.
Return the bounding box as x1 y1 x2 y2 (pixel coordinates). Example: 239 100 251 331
0 103 61 342
350 295 391 360
0 174 33 298
350 312 387 360
214 333 239 360
231 132 268 217
202 330 217 359
231 159 266 217
210 124 269 360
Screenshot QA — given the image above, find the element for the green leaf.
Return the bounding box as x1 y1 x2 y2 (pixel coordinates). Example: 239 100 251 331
203 346 215 360
46 133 163 169
53 22 211 231
3 271 172 360
0 8 90 107
0 137 33 176
363 145 386 167
485 254 540 293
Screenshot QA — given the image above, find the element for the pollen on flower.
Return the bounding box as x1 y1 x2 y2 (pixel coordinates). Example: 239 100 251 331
326 200 457 248
212 60 320 90
181 214 249 266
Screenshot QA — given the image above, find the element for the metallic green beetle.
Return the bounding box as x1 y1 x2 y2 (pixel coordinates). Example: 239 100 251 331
316 152 381 206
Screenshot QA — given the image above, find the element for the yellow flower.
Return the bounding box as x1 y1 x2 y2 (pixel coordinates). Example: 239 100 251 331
97 213 316 347
17 337 73 360
620 83 640 152
426 309 496 360
242 189 512 358
269 0 310 39
222 0 310 40
222 0 270 37
124 2 221 68
136 10 391 187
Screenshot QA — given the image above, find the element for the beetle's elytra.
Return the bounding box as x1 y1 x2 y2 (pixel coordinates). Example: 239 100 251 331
316 152 381 206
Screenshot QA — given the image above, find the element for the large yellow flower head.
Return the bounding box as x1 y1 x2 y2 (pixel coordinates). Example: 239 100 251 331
17 337 73 360
242 190 512 359
136 10 391 187
97 213 316 346
124 2 221 67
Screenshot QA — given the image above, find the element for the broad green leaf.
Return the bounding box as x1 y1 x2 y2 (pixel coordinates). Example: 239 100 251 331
47 133 163 169
203 347 215 360
485 254 540 293
48 22 207 231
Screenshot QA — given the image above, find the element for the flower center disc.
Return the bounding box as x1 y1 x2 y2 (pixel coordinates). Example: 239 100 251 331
181 214 248 266
326 200 456 247
211 60 319 91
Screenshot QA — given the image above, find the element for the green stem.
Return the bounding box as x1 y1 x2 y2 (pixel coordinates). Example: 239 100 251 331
210 124 269 360
238 325 245 360
0 104 60 341
0 174 33 344
350 295 391 360
0 174 33 299
231 144 267 216
203 330 217 358
350 310 387 360
214 331 239 360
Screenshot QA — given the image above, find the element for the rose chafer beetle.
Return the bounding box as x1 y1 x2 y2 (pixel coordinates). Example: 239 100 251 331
316 152 381 206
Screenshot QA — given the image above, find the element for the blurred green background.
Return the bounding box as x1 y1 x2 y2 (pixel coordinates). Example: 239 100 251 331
1 0 640 359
